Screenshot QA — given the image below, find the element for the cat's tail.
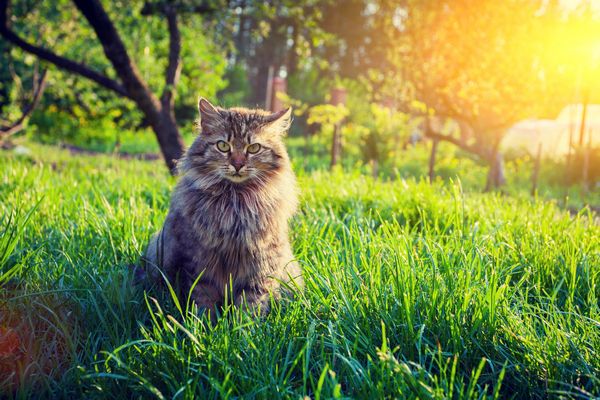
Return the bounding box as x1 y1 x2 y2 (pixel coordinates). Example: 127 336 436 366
129 264 147 286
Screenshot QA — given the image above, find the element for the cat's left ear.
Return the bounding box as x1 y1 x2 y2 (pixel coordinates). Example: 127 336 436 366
198 97 223 134
264 107 292 135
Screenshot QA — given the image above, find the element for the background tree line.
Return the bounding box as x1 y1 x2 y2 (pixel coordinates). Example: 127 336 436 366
1 0 599 188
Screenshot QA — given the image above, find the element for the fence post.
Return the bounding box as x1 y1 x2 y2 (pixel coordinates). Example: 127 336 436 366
271 77 287 112
582 128 592 201
565 103 575 200
579 90 589 146
531 142 542 196
265 65 274 111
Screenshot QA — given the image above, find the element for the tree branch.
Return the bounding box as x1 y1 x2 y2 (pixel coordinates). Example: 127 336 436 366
72 0 185 172
1 69 48 139
7 56 23 99
161 4 182 110
424 130 491 161
140 1 214 16
439 92 475 126
72 0 163 117
0 0 131 99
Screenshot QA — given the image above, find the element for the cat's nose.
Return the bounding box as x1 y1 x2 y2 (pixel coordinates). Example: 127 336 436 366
233 162 244 171
231 155 245 171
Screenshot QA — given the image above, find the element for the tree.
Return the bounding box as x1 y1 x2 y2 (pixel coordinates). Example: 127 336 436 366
379 0 570 189
224 0 339 107
1 0 341 171
0 0 220 173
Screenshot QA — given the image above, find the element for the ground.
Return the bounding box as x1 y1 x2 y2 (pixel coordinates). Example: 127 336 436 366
0 142 599 399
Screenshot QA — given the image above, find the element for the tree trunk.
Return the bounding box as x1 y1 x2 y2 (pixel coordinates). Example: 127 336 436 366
74 0 185 172
288 23 299 78
235 1 248 65
485 152 506 191
153 111 185 172
0 0 186 173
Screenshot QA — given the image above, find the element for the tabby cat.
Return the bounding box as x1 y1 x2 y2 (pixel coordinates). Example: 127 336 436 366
138 98 302 323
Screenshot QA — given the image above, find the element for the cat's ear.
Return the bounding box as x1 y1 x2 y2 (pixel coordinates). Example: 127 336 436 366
198 97 223 133
264 107 292 135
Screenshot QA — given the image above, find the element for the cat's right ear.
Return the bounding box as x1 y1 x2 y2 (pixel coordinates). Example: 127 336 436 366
198 97 223 133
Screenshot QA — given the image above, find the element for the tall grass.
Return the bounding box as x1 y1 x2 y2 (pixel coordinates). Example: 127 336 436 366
0 199 42 287
0 143 599 399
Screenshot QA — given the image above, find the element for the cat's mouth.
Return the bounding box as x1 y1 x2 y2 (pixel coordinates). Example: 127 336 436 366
226 173 250 183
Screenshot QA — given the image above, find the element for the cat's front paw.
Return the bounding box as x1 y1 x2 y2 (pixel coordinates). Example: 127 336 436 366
234 289 273 318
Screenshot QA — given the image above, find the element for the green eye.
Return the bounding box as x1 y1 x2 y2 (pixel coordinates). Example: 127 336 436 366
247 143 261 154
217 141 230 152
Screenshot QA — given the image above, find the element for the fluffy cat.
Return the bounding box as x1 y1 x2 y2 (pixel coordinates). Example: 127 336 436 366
138 98 302 323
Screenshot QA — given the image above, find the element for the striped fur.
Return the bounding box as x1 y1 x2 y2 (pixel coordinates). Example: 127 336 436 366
141 99 301 323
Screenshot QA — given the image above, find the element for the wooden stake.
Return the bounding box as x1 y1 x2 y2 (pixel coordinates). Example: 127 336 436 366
331 123 340 169
429 138 438 185
578 90 589 146
391 132 400 180
531 142 542 196
565 104 575 199
582 128 592 201
265 65 274 111
271 77 287 112
372 159 378 179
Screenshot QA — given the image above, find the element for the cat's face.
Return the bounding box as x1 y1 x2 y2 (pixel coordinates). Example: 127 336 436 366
181 98 292 187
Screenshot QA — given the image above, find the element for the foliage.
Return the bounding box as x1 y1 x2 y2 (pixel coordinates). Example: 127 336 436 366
549 144 600 187
368 0 596 189
379 0 566 133
360 103 412 163
287 77 420 174
285 133 600 209
1 143 600 398
0 51 25 123
216 64 254 108
307 103 349 127
276 92 310 119
3 0 227 144
287 68 330 110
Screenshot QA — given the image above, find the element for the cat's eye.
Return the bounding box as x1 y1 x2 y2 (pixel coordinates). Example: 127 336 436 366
247 143 261 154
216 141 230 152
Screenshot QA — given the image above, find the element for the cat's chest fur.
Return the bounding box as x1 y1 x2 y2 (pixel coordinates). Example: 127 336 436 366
165 178 289 284
183 188 280 249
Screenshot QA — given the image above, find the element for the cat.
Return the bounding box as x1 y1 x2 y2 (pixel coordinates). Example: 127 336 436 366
137 98 302 324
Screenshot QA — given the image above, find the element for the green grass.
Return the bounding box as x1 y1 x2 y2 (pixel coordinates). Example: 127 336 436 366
1 143 599 399
286 135 600 211
34 124 600 210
